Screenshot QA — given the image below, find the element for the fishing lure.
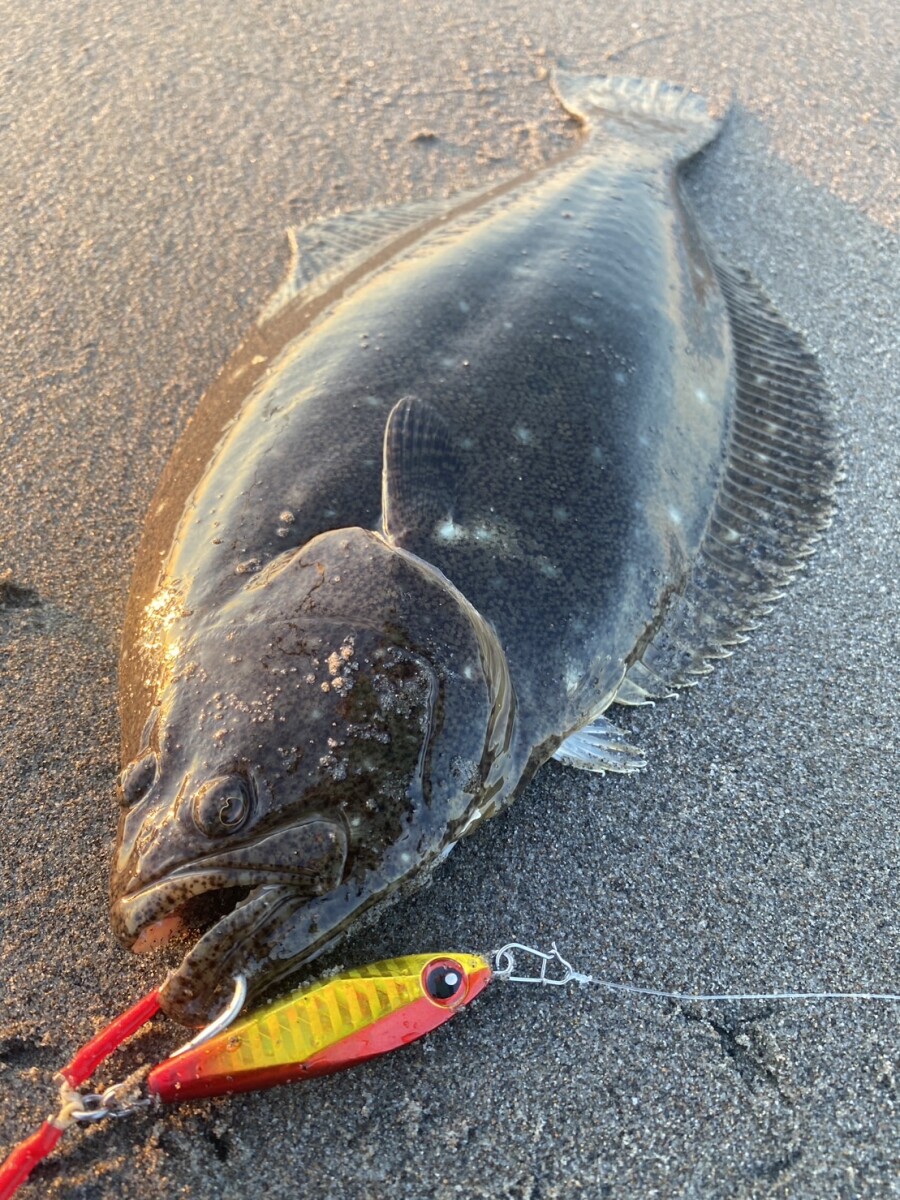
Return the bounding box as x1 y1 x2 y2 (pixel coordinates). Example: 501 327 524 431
150 952 491 1103
2 943 897 1198
0 952 490 1198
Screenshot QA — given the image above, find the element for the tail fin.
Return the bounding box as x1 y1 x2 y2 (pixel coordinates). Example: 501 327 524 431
551 71 722 161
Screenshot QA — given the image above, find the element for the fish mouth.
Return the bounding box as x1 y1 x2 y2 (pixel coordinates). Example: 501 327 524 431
111 818 348 1024
159 880 313 1027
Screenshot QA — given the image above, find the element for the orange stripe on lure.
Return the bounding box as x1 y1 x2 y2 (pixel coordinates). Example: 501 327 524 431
147 953 492 1104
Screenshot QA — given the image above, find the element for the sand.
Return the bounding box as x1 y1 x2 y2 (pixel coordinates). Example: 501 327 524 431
1 1 898 1196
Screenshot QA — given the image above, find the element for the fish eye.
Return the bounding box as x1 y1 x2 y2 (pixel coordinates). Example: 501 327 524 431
422 958 467 1006
192 775 252 838
119 753 157 809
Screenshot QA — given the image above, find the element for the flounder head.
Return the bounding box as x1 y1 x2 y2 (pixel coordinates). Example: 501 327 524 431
111 528 515 1025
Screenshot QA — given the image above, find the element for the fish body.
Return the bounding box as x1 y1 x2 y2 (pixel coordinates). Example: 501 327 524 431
112 73 838 1024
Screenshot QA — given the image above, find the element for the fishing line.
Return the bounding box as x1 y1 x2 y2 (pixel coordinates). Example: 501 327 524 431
492 941 900 1003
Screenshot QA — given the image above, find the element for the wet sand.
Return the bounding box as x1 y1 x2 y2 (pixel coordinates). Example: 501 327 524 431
1 2 898 1197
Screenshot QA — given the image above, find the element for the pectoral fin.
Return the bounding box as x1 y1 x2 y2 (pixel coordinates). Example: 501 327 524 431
381 396 459 544
553 714 646 774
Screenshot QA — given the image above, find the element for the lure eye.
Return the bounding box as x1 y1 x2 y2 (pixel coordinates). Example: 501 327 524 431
422 958 468 1007
192 775 252 838
119 753 157 809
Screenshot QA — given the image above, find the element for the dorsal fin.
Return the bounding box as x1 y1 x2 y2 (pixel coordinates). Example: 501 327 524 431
381 396 459 544
258 200 456 325
617 257 841 704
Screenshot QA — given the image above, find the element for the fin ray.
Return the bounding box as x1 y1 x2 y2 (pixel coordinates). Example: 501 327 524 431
553 714 646 774
618 259 840 701
259 200 456 324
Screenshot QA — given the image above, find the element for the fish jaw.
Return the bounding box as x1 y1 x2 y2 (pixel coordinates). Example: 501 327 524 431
111 818 348 978
155 838 468 1026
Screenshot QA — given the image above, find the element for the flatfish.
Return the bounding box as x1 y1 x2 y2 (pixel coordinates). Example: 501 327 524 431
111 73 839 1024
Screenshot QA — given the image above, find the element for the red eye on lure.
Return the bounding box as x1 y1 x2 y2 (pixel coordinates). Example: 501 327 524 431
0 953 491 1199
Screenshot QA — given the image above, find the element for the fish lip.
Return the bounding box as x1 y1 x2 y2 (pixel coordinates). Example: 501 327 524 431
111 818 343 945
112 866 297 944
160 882 304 1026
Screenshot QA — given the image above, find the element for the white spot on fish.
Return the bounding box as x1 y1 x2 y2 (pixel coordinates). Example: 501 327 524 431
458 300 470 313
503 320 514 330
613 371 626 385
440 356 457 369
668 507 683 525
591 445 604 465
571 313 592 328
462 664 476 681
437 519 462 541
538 559 560 579
514 425 533 445
553 506 569 523
365 395 382 407
565 665 580 693
695 387 708 405
474 525 495 542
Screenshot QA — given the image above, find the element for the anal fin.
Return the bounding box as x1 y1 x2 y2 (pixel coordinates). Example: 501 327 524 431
553 715 646 774
619 257 841 702
259 199 456 325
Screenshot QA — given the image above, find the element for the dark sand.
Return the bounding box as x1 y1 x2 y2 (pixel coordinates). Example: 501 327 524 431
1 2 898 1197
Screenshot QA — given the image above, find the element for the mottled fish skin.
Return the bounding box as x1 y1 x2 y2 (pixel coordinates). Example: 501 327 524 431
111 74 835 1025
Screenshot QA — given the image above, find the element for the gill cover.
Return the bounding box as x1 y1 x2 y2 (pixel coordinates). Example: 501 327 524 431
112 528 515 1024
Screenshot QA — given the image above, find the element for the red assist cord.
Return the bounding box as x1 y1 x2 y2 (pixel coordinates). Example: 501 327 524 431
0 989 161 1200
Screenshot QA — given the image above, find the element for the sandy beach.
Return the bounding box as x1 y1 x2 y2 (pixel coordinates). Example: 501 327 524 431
1 1 898 1196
